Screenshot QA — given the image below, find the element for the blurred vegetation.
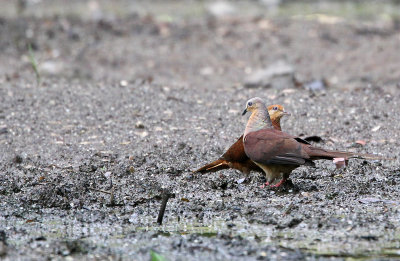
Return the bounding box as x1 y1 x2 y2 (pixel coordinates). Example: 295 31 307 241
28 43 41 87
150 250 168 261
2 0 400 22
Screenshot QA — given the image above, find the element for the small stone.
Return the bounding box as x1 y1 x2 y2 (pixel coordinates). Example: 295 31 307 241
301 192 310 197
207 1 237 17
259 251 267 257
257 19 273 30
244 60 294 89
62 250 70 256
200 67 214 76
129 213 140 224
119 80 128 87
304 79 327 91
227 223 235 228
39 61 64 75
359 197 381 204
371 126 381 132
0 127 7 135
237 178 246 184
135 131 148 138
163 110 173 117
281 89 296 94
135 121 145 129
13 155 23 164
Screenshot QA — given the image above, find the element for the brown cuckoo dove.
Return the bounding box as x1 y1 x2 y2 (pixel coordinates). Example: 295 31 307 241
242 97 385 187
194 104 290 175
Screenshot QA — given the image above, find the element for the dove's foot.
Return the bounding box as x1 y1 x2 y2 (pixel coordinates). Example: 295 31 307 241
270 178 287 188
260 182 270 188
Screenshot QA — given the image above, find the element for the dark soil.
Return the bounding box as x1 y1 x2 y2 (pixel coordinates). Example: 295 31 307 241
1 1 400 260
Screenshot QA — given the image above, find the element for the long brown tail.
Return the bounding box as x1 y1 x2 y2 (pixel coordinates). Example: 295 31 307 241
305 146 389 161
193 159 230 173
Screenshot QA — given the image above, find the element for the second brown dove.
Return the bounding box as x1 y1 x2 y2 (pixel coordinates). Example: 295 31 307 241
242 97 385 187
194 104 290 175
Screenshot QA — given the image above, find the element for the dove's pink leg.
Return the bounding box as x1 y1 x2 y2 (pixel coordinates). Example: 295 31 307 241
260 182 270 188
270 178 287 188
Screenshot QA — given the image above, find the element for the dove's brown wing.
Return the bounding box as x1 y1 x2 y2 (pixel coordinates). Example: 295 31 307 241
194 116 284 174
221 135 249 162
194 135 262 173
244 129 311 166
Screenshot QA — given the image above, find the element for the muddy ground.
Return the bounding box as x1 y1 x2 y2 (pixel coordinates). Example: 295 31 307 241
1 0 400 260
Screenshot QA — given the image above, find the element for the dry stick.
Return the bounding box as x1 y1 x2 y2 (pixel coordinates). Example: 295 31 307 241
110 185 115 206
88 177 116 206
88 187 111 194
157 189 172 225
283 202 294 216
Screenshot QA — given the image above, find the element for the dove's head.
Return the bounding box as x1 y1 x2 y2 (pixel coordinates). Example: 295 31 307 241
242 97 266 116
242 97 274 136
267 104 290 120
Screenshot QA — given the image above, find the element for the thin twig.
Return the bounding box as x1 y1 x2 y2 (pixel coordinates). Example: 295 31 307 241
88 187 111 195
283 202 294 216
157 189 172 225
110 185 115 206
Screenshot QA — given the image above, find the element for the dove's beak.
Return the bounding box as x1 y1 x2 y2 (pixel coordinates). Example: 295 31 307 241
242 108 248 116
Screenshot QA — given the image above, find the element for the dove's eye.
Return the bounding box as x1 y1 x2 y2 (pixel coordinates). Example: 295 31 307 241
273 106 278 110
248 102 253 106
